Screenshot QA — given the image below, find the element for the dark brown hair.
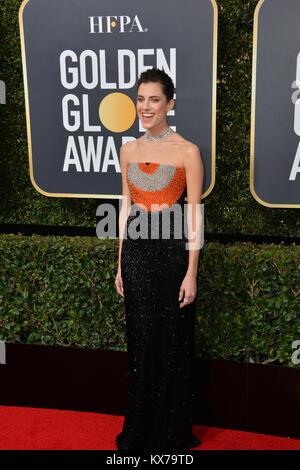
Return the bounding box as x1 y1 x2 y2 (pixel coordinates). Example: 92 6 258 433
136 68 174 102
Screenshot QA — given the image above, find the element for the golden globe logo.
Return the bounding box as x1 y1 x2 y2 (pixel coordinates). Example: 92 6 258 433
88 15 147 34
59 46 176 173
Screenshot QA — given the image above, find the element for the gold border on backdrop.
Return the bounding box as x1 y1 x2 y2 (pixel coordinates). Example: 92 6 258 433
19 0 218 200
250 0 300 208
204 0 218 200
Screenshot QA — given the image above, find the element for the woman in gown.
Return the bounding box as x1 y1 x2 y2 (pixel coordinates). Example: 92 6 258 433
115 68 204 451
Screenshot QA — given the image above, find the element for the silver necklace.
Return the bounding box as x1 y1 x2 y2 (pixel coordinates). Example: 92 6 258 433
144 126 174 143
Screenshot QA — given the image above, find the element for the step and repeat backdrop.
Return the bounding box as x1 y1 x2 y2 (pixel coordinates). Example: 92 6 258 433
20 0 300 207
251 0 300 208
19 0 217 199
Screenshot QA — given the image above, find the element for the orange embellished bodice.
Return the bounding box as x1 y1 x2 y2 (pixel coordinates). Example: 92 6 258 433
124 161 188 242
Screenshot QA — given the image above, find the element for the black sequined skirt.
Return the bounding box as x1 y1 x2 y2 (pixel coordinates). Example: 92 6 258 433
116 237 201 451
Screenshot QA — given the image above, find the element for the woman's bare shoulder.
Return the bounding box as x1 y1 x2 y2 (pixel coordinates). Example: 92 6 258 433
171 132 198 150
171 133 200 159
172 136 202 171
120 140 139 152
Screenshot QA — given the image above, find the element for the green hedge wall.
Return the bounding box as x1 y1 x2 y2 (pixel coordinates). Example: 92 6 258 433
0 233 299 368
0 0 300 236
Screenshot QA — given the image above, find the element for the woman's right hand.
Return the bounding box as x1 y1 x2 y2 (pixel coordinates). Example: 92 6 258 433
115 269 124 297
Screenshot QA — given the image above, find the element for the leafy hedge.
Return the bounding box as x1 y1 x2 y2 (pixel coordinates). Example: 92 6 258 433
0 233 125 349
0 0 300 236
196 240 300 367
0 233 299 368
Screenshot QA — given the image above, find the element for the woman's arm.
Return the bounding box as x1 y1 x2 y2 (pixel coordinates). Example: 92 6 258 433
117 143 132 272
115 144 132 297
178 144 204 307
185 143 204 275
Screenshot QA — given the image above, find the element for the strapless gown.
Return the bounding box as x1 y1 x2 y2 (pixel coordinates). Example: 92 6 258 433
115 161 201 451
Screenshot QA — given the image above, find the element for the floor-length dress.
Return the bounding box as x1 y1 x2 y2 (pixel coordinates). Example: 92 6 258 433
116 161 201 451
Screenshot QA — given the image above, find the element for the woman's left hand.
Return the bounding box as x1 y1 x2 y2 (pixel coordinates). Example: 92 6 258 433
178 273 197 308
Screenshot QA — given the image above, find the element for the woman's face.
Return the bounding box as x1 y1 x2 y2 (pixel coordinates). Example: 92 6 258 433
136 81 174 130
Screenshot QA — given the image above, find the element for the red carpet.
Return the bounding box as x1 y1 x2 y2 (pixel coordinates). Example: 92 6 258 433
0 405 299 450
